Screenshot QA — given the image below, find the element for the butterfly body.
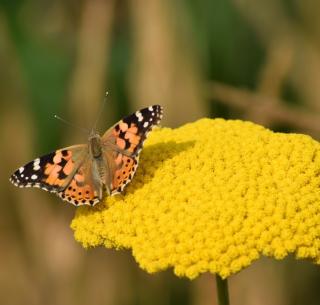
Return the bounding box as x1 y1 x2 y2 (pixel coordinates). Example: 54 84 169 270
10 105 163 206
89 133 103 158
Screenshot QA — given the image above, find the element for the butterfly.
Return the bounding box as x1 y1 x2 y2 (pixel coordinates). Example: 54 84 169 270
10 105 163 206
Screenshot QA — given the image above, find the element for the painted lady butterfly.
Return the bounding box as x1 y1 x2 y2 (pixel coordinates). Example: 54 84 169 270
10 105 163 206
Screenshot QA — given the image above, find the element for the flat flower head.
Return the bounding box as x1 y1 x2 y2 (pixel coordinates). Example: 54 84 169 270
71 118 320 279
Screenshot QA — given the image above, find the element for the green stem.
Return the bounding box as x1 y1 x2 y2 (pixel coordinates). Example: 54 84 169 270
215 275 230 305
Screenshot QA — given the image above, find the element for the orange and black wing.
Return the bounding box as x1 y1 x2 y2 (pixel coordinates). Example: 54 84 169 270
101 105 163 194
10 145 102 206
56 158 103 206
10 145 85 192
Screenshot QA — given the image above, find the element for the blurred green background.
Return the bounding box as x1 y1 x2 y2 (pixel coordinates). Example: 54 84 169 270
1 0 320 304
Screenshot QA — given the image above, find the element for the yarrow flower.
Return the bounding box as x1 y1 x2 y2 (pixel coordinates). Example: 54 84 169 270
71 118 320 279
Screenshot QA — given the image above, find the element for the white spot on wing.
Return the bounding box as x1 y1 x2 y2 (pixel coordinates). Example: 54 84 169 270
31 174 38 180
19 167 24 173
135 111 143 122
143 122 149 128
33 158 41 171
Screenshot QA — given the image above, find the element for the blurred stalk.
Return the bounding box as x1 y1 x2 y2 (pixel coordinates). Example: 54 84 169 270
68 0 115 131
215 276 230 305
257 39 293 98
0 11 50 304
128 0 207 127
234 0 320 115
207 81 320 138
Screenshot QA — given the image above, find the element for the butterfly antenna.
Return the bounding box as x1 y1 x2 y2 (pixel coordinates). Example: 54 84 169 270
92 91 109 131
54 115 89 134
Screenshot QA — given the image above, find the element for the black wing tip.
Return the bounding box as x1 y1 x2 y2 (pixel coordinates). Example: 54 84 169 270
9 170 25 188
9 174 20 187
142 105 163 112
144 105 164 121
152 104 163 111
156 105 164 118
9 170 54 192
155 104 163 116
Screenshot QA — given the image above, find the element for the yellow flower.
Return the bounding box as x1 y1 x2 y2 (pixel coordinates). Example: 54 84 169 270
71 118 320 279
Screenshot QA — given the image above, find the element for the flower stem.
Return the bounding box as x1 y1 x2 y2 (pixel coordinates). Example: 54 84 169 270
215 275 230 305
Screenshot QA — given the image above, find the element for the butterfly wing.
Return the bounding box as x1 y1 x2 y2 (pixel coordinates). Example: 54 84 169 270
10 145 86 191
101 105 163 194
10 144 102 206
102 149 139 195
56 158 103 206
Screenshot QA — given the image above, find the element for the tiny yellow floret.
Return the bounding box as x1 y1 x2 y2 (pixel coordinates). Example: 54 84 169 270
71 118 320 279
